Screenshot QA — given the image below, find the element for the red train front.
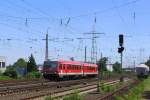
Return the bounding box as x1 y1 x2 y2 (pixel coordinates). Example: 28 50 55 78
43 60 98 80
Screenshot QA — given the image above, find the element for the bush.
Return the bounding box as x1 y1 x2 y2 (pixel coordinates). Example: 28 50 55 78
63 90 81 100
115 77 150 100
26 71 41 79
3 67 18 79
0 75 12 80
115 96 124 100
45 96 54 100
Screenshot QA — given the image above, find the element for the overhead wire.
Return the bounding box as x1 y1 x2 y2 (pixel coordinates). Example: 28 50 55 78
111 0 128 31
20 0 58 21
0 0 141 21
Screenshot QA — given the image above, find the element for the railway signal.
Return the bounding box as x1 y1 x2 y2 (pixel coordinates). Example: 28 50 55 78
118 34 124 82
119 34 124 47
118 47 124 53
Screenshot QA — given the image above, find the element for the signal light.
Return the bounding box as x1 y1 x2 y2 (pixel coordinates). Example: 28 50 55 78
119 34 124 46
118 47 124 53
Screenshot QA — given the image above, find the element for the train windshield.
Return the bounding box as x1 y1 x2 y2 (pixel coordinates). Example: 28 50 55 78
44 61 58 68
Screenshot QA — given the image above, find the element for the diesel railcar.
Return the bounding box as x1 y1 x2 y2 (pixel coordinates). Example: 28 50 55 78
42 60 98 80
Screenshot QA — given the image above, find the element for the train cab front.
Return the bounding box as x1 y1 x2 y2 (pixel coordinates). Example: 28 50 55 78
43 61 59 79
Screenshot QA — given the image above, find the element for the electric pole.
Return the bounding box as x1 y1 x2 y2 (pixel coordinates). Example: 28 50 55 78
45 33 48 61
85 46 87 62
45 28 50 61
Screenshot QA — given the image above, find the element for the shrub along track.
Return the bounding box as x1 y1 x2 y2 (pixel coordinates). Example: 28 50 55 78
98 79 140 100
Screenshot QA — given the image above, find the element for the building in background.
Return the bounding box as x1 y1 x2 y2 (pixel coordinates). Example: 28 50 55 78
0 56 6 72
37 64 43 73
106 63 113 72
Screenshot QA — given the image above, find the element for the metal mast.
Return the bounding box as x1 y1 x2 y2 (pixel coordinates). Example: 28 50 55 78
45 33 48 61
83 15 104 64
85 46 87 62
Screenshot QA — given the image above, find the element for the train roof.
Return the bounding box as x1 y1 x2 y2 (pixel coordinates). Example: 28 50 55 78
44 60 97 67
136 64 149 70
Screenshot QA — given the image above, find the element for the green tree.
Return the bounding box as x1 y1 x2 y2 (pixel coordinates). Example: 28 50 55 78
97 57 108 72
27 54 37 73
3 65 18 78
145 59 150 68
13 58 27 68
113 62 121 73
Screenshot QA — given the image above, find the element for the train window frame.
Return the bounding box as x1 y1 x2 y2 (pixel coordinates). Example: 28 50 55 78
63 64 65 70
60 64 62 70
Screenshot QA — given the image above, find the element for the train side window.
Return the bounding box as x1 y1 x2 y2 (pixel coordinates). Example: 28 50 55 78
2 62 5 68
74 65 75 70
67 65 69 70
68 65 71 70
73 65 75 70
60 64 62 70
69 65 71 70
63 64 65 70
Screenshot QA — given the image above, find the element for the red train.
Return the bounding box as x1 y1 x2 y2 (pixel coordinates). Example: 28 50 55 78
42 60 98 80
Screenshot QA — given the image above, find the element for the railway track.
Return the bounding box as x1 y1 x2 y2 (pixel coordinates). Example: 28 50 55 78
98 79 139 100
0 79 49 87
0 78 121 100
0 76 131 100
6 78 128 100
0 78 98 96
22 79 128 100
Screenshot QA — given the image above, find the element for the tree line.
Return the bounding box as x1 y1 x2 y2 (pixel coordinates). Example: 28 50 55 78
2 54 40 79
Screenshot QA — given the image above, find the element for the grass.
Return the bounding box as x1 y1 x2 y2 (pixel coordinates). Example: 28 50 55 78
114 77 150 100
45 96 55 100
0 75 12 80
63 90 82 100
45 90 82 100
99 82 123 93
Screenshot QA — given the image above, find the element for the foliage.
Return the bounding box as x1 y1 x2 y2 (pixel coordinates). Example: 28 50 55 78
0 75 12 80
97 57 108 72
3 66 18 79
0 70 3 76
25 71 41 79
100 83 113 93
114 96 124 100
27 54 37 73
113 62 121 73
145 59 150 68
63 90 81 100
13 58 27 68
115 77 150 100
45 96 54 100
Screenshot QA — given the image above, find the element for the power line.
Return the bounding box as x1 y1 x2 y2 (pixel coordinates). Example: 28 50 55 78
111 0 128 30
60 0 141 20
0 0 141 21
20 0 58 21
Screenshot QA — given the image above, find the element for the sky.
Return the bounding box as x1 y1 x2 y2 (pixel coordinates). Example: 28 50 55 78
0 0 150 67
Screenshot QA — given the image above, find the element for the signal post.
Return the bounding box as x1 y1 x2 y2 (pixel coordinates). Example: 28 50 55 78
118 34 124 82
